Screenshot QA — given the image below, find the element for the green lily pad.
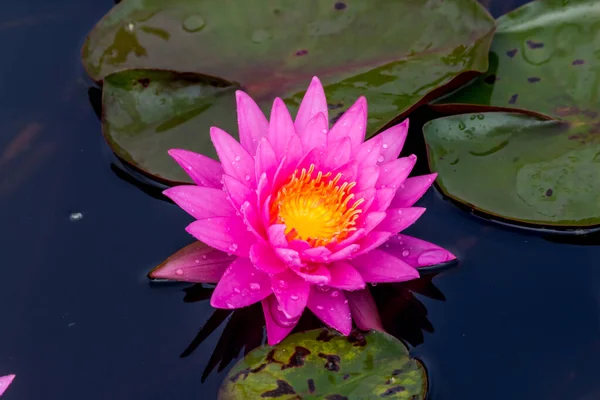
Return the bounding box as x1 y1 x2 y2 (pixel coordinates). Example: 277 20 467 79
219 329 427 400
85 0 494 184
424 112 600 228
435 0 600 122
425 0 600 230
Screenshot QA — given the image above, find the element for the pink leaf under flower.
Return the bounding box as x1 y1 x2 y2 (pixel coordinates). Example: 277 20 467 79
0 374 15 397
346 289 384 331
210 258 272 309
149 241 235 283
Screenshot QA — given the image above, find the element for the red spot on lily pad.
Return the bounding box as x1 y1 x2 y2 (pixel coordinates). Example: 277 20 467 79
334 1 347 10
295 49 308 56
508 94 518 104
526 40 544 49
572 59 585 65
506 48 517 58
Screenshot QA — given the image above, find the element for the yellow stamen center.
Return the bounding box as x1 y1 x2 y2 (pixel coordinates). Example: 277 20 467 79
271 164 364 247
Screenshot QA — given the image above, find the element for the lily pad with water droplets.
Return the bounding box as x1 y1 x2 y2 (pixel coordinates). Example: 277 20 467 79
425 0 600 231
84 0 494 184
424 112 600 229
218 328 427 400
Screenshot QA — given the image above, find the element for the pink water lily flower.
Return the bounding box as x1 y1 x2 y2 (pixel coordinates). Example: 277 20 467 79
0 375 15 397
151 77 456 345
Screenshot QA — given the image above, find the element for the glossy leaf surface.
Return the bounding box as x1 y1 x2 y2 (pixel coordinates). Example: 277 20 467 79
219 328 427 399
424 112 600 228
85 0 495 183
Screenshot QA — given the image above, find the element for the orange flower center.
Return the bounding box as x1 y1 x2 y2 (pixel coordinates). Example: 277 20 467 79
271 164 363 247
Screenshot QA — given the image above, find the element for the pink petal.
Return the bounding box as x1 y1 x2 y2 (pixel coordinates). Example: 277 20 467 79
186 217 256 257
0 374 15 397
353 231 393 257
354 189 376 213
357 212 387 233
377 207 426 234
236 90 269 156
256 172 271 208
307 286 352 335
328 96 367 148
288 239 311 253
268 224 288 248
168 149 223 188
241 201 266 240
249 242 287 274
255 138 278 183
163 186 235 220
390 173 437 208
262 295 300 346
210 257 272 309
346 289 384 331
328 244 360 262
322 137 352 171
267 98 296 159
300 112 328 152
302 246 332 263
354 135 382 169
351 249 419 283
210 127 256 186
291 264 331 284
271 269 310 318
355 165 379 192
275 247 304 268
382 234 457 267
328 261 365 291
369 188 396 212
271 135 304 190
332 160 358 183
295 76 328 137
148 241 235 283
330 229 366 251
223 175 257 212
377 119 409 164
377 155 417 190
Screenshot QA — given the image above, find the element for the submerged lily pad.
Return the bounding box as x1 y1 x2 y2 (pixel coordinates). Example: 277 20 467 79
85 0 494 184
219 328 427 400
425 0 600 230
424 112 600 228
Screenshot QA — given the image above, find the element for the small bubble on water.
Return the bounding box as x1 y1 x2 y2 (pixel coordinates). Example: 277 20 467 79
69 212 83 222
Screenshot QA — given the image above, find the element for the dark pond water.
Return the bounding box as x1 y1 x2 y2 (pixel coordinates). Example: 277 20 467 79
2 0 600 398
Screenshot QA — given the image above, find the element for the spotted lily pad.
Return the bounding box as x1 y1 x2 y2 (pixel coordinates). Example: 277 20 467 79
425 0 600 230
424 112 600 228
219 328 427 399
84 0 494 184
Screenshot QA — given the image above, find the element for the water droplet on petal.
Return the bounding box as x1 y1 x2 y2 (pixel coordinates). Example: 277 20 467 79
278 280 288 289
372 283 378 287
377 155 385 163
382 143 389 149
228 243 238 252
249 283 261 291
402 250 410 257
234 288 241 293
331 290 339 297
245 174 251 181
344 299 348 304
316 305 324 310
234 155 241 162
194 259 200 264
182 14 206 32
226 302 235 308
202 255 207 260
290 294 299 301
